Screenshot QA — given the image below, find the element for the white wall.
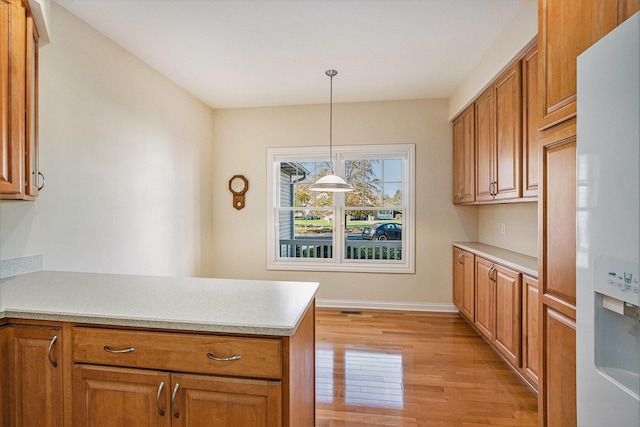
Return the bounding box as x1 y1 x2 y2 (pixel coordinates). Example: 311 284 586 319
0 2 216 277
449 1 537 119
209 100 478 307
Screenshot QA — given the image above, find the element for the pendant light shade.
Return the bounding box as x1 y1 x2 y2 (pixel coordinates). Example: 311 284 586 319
308 174 353 192
309 69 353 192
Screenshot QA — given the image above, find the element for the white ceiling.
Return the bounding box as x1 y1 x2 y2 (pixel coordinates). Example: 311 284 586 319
54 0 526 109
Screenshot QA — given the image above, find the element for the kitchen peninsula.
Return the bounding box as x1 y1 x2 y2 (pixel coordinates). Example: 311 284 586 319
0 271 318 426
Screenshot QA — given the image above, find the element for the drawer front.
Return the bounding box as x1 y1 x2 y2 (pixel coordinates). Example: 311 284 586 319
72 327 282 379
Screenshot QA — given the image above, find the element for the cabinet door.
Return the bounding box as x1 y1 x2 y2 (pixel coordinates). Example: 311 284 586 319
522 42 539 198
542 133 576 306
493 265 522 366
461 250 475 321
539 120 577 425
619 0 639 23
453 248 464 309
171 373 281 427
474 257 495 340
9 325 63 427
73 364 171 427
494 62 522 200
452 104 475 204
522 275 539 387
24 14 39 197
538 0 618 129
475 87 495 202
540 307 576 427
0 326 8 426
0 0 25 195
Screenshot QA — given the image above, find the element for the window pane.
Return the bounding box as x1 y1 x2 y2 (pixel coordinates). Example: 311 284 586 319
278 161 333 208
383 183 402 207
383 159 402 182
345 159 382 207
277 209 334 259
344 210 403 260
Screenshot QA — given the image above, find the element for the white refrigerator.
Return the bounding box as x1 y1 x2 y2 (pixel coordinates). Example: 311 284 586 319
576 11 640 427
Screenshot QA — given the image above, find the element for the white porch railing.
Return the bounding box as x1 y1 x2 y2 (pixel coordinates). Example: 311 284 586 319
279 239 402 260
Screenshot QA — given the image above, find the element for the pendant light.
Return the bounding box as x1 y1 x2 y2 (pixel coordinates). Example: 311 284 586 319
309 69 354 192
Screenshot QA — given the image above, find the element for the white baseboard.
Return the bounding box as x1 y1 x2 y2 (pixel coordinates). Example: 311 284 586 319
315 299 458 313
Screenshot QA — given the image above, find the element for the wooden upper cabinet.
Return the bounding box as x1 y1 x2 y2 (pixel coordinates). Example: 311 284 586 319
522 42 539 198
0 0 40 200
619 0 639 22
493 62 522 201
475 62 522 202
452 104 475 204
0 0 24 196
475 87 495 202
538 0 619 129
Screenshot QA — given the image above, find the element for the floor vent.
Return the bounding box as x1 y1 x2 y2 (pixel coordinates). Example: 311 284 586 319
340 310 363 315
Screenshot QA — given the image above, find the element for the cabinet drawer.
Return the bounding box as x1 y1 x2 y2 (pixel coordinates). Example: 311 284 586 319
72 327 282 379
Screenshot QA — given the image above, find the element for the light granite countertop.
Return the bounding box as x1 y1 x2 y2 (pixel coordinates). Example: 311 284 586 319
452 242 538 278
0 271 319 336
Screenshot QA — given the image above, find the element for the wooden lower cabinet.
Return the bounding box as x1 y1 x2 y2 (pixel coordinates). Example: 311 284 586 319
73 365 281 427
493 264 522 367
522 275 539 388
474 257 495 340
453 247 475 321
8 324 64 427
173 373 281 427
454 249 536 390
73 365 169 426
475 257 522 365
1 305 314 427
540 307 576 427
0 325 7 427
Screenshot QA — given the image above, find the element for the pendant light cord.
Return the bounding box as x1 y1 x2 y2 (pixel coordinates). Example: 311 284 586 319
326 69 337 174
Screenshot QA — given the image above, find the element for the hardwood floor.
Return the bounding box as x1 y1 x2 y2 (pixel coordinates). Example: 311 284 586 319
315 308 537 426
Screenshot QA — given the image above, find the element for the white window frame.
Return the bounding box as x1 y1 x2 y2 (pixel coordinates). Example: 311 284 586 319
266 144 415 273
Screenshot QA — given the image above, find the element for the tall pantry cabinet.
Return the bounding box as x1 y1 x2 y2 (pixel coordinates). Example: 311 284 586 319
0 0 40 200
537 1 638 426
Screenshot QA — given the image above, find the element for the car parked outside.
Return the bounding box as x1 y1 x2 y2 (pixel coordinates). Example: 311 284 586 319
362 222 402 240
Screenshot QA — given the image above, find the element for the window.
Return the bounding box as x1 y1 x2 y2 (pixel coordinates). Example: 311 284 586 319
266 144 415 273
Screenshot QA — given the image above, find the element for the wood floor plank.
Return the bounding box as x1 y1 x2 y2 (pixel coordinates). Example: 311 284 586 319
315 308 537 426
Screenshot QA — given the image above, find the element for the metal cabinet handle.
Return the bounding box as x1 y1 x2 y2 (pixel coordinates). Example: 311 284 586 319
207 352 241 362
488 267 496 281
37 172 45 191
457 252 464 264
490 181 497 196
171 383 180 418
156 382 165 416
47 335 58 368
103 345 135 353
